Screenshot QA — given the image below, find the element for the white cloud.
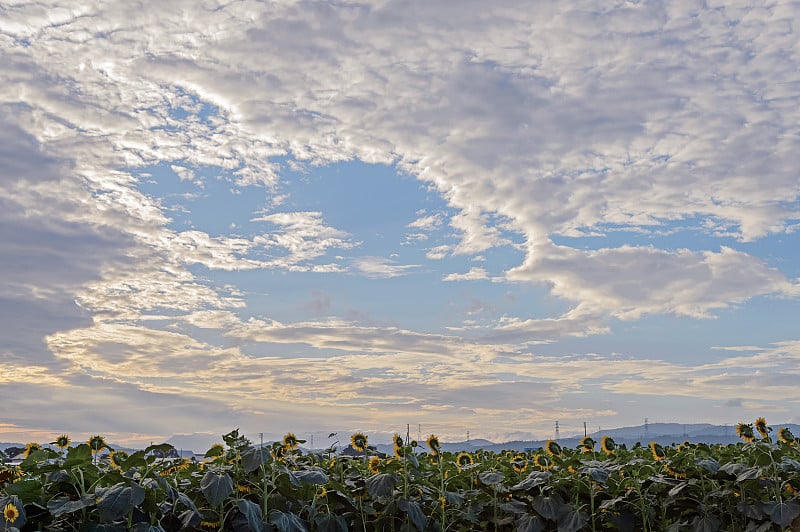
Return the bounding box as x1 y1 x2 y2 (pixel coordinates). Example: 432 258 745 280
351 256 418 279
442 267 489 282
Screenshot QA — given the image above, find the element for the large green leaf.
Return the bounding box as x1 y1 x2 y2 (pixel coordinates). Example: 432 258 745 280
532 494 567 521
478 471 505 485
64 444 93 466
510 470 552 491
200 471 234 507
5 479 42 500
269 509 308 532
398 498 426 531
96 482 145 522
365 473 398 499
314 514 348 532
241 446 271 473
691 515 721 532
130 524 166 532
47 494 96 517
287 467 329 487
236 499 267 532
558 508 589 532
760 500 800 527
515 514 545 532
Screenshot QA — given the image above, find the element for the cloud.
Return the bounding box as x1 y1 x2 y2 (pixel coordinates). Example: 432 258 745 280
442 267 489 282
352 256 419 279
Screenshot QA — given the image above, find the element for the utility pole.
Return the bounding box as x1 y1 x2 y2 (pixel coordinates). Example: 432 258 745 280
555 420 560 441
644 418 649 440
466 430 470 444
584 422 587 438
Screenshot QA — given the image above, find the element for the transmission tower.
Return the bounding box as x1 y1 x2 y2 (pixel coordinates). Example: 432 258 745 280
554 420 560 441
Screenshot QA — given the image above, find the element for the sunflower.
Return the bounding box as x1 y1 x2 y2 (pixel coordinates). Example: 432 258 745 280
778 427 795 445
282 432 299 451
533 454 553 470
426 434 440 456
0 469 17 483
87 435 107 453
368 455 381 474
580 436 595 453
456 452 474 468
350 432 368 453
204 443 225 458
512 458 528 473
736 423 755 443
108 450 129 470
754 417 770 439
600 436 616 455
52 434 71 450
393 433 405 458
648 442 666 461
24 442 41 458
3 502 19 523
544 440 562 457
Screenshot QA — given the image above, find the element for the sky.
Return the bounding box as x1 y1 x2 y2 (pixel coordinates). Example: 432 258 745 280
1 0 799 449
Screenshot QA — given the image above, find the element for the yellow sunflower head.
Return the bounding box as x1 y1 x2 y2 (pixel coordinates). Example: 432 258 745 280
648 442 666 461
544 440 562 457
52 434 71 450
512 458 528 473
204 443 225 458
736 423 755 443
754 417 770 439
580 436 595 452
533 453 552 470
600 436 616 455
350 432 368 453
456 452 474 468
87 435 107 453
426 434 440 456
778 427 795 445
3 502 20 523
393 434 405 458
108 450 129 470
24 442 41 458
282 432 299 451
368 455 381 474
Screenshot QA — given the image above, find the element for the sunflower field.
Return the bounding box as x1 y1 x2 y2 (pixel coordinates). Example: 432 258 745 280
1 419 799 531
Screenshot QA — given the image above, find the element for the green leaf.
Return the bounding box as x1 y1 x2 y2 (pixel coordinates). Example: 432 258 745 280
47 494 96 517
691 515 721 532
200 471 234 507
510 470 552 491
179 508 201 529
96 482 145 522
398 498 426 531
718 462 746 477
5 479 42 500
65 444 93 465
314 514 348 532
287 467 329 487
0 495 27 529
499 499 529 515
365 473 398 499
558 508 589 532
269 509 308 532
735 466 763 482
760 500 800 527
478 471 505 485
130 524 166 532
694 457 720 474
515 514 545 532
532 494 567 521
405 453 419 469
241 446 271 473
237 499 268 532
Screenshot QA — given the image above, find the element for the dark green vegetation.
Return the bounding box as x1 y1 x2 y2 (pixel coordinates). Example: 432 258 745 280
1 420 799 531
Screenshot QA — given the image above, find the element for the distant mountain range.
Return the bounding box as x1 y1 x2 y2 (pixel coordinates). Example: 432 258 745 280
3 422 798 455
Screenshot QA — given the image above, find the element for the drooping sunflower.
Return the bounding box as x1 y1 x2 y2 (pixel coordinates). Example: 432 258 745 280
87 435 107 453
512 457 528 473
108 450 129 470
204 443 225 458
52 434 71 450
3 502 20 523
533 453 552 470
0 469 17 483
426 434 440 457
778 427 795 445
754 417 770 439
24 442 41 458
580 436 595 453
600 436 616 455
368 455 381 474
456 452 474 468
282 432 299 451
736 423 756 443
648 442 666 461
393 433 405 458
350 432 368 453
544 440 562 457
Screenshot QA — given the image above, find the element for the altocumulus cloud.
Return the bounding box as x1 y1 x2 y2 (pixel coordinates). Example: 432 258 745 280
0 0 799 444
